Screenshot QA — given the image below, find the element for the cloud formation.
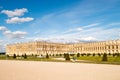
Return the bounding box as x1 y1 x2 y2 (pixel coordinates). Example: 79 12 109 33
0 26 27 39
3 30 27 39
1 8 28 17
0 26 7 31
6 17 34 24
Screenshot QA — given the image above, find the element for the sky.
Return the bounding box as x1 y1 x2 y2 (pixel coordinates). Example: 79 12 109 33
0 0 120 52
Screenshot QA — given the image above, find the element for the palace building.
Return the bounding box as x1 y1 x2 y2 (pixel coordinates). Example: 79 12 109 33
6 39 120 56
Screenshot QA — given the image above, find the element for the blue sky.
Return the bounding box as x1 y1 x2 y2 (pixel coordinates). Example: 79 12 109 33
0 0 120 51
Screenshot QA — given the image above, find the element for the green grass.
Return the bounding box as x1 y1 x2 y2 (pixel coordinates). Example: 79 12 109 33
0 54 120 65
77 55 120 65
0 55 66 62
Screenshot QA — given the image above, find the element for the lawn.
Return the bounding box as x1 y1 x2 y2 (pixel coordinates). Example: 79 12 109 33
0 54 120 65
77 55 120 64
0 55 65 62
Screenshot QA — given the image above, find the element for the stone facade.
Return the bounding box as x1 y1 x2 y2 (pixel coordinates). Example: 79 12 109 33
6 40 120 56
6 41 68 56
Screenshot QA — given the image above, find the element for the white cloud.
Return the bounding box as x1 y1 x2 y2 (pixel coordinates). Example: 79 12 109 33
81 37 97 41
6 17 34 24
82 23 100 28
1 8 28 17
0 26 27 39
3 30 27 39
0 26 7 31
109 22 120 26
63 27 83 34
32 34 97 43
63 23 99 34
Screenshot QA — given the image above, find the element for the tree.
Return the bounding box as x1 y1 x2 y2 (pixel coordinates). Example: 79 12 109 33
49 54 51 56
113 54 115 57
77 53 80 57
93 53 95 56
64 53 66 58
31 54 34 56
13 54 16 59
102 53 107 61
56 54 58 56
98 53 101 57
6 54 9 57
46 53 49 59
87 53 91 56
6 55 9 60
24 54 27 59
108 53 111 56
59 54 62 56
81 53 84 56
52 54 54 57
117 53 120 57
65 53 70 61
41 54 43 56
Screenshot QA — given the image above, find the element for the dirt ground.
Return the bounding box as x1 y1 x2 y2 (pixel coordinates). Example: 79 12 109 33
0 60 120 80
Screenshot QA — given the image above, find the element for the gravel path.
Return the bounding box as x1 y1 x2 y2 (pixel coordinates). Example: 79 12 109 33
0 60 120 80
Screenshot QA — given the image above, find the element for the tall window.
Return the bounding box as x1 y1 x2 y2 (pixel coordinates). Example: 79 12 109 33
116 45 118 49
112 45 114 49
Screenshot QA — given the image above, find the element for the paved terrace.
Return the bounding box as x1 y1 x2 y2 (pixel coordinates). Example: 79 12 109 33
0 60 120 80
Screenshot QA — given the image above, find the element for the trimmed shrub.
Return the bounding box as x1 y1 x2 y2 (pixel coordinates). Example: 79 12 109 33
17 54 20 57
64 53 66 58
59 54 62 56
77 53 80 57
65 53 70 61
49 54 51 56
56 54 58 56
98 53 101 56
70 54 75 56
24 54 27 59
102 53 107 61
81 53 84 56
6 54 9 57
31 54 34 56
113 54 115 57
108 53 111 56
35 54 37 56
87 53 91 56
52 54 54 57
93 53 95 56
117 53 120 57
13 54 16 59
41 54 43 56
46 53 49 59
